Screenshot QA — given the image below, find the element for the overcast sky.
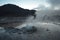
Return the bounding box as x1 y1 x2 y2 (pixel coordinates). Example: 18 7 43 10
0 0 60 10
0 0 48 9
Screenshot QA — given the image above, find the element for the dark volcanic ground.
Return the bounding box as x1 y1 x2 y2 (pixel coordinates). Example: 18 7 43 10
0 22 60 40
0 10 60 40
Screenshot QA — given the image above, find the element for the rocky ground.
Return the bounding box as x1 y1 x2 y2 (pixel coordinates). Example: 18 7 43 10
0 22 60 40
0 10 60 40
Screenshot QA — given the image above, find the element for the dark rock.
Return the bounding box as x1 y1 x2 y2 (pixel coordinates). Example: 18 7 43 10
0 33 13 40
1 25 37 34
0 4 36 17
21 26 37 34
46 29 49 31
5 27 22 34
0 4 36 28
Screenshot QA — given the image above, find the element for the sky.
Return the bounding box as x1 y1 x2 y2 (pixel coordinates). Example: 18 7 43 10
47 0 60 10
0 0 48 9
0 0 60 10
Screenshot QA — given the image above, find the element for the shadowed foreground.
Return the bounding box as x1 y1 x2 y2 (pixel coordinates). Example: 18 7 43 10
0 23 60 40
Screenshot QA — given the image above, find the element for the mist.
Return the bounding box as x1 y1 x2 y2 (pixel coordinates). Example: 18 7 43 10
0 0 60 40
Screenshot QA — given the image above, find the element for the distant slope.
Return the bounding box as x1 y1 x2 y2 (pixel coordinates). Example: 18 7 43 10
0 4 36 17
